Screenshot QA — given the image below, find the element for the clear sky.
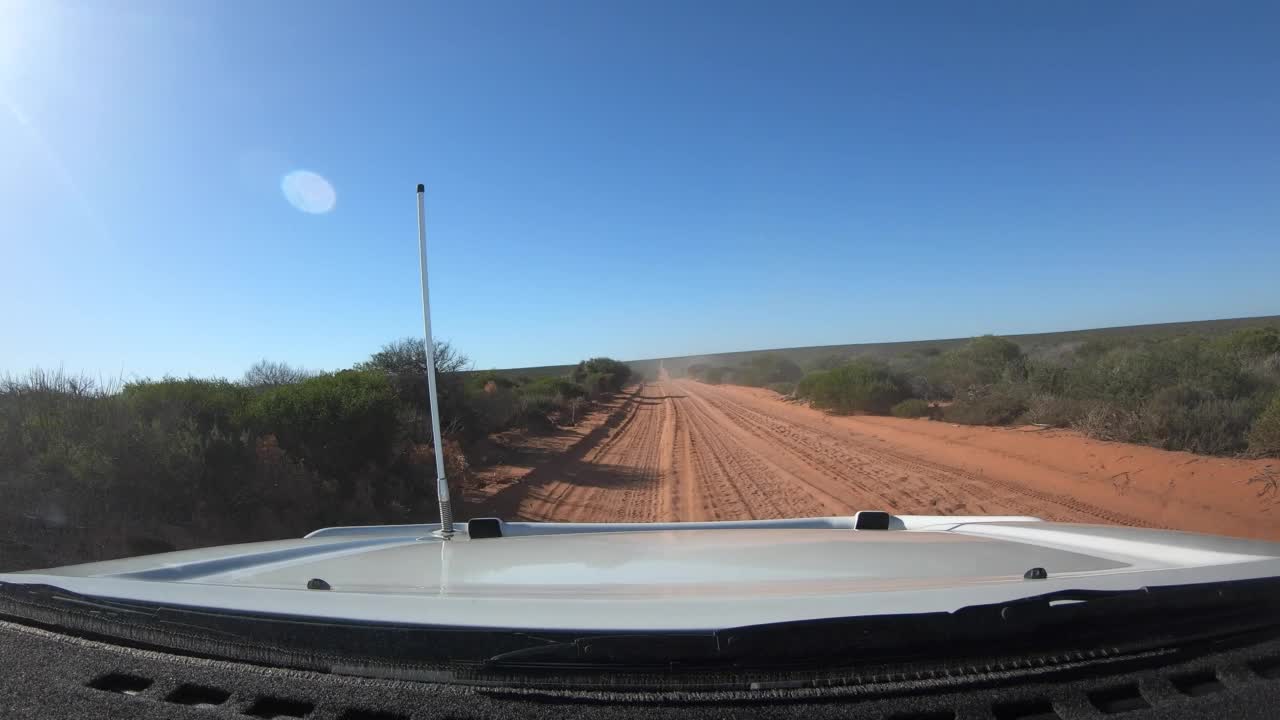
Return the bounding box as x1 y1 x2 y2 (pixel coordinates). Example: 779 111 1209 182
2 1 1277 379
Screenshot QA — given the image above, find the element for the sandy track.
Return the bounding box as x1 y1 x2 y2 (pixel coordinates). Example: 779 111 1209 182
471 380 1279 540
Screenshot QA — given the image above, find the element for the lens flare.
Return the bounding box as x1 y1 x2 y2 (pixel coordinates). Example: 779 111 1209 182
281 170 336 214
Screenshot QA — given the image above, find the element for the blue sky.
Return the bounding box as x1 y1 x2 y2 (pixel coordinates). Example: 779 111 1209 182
2 1 1278 379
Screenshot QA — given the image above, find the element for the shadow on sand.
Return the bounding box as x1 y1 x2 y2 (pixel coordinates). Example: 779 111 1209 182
471 390 651 519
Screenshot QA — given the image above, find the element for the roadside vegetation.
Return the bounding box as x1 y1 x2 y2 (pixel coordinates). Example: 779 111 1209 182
0 342 632 569
689 326 1280 459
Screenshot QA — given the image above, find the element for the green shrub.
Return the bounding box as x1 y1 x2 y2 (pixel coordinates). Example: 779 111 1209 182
1076 401 1143 443
795 370 827 398
1248 394 1280 456
808 354 850 372
735 354 803 387
969 335 1024 366
924 335 1024 396
357 337 475 439
1138 385 1260 455
524 376 586 400
465 385 523 431
1021 393 1088 427
580 371 616 397
572 358 632 392
1085 338 1255 404
799 360 910 415
943 391 1028 425
890 398 931 418
467 371 517 392
246 370 400 481
123 378 250 433
1075 337 1119 360
766 381 796 396
1217 327 1280 360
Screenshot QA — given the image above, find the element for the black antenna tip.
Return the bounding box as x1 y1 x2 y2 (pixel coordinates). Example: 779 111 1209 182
416 183 425 193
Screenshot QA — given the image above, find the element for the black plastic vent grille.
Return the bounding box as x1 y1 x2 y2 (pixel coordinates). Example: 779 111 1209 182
77 647 1280 720
1089 684 1152 714
166 683 232 707
1171 670 1225 697
86 672 151 696
992 699 1060 720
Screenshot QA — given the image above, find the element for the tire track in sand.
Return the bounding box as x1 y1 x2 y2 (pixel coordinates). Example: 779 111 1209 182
683 381 1155 527
478 380 1160 527
668 384 829 520
511 384 667 522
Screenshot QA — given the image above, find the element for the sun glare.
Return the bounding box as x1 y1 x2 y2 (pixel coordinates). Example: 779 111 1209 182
281 170 337 214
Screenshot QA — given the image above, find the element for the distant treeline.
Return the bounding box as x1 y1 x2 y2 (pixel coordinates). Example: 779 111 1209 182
687 325 1280 458
0 344 634 570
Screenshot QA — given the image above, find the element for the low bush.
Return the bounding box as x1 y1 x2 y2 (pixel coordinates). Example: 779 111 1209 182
1248 394 1280 456
245 370 400 482
573 358 632 392
766 381 796 396
1076 401 1143 443
524 376 587 400
1218 326 1280 360
1083 338 1257 404
925 335 1025 396
123 378 250 433
798 360 910 415
467 371 517 392
943 391 1028 426
890 398 931 418
735 354 803 387
1138 385 1260 455
702 367 728 384
808 354 850 372
0 343 628 570
465 385 523 431
1021 393 1089 427
796 370 827 398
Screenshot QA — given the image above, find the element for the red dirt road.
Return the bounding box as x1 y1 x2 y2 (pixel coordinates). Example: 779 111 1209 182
470 381 1280 540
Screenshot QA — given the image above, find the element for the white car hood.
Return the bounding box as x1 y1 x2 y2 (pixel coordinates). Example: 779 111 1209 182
4 516 1280 631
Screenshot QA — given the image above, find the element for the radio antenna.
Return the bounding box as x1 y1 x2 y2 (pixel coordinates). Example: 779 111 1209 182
416 183 454 539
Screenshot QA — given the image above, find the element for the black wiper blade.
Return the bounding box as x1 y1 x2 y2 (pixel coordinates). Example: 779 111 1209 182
976 581 1256 629
966 587 1156 627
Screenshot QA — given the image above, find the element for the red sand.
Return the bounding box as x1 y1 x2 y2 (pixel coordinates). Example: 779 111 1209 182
469 381 1280 540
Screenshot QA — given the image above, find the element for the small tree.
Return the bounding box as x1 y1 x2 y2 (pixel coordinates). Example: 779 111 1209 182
358 337 473 439
242 360 313 388
572 358 632 392
361 337 470 377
